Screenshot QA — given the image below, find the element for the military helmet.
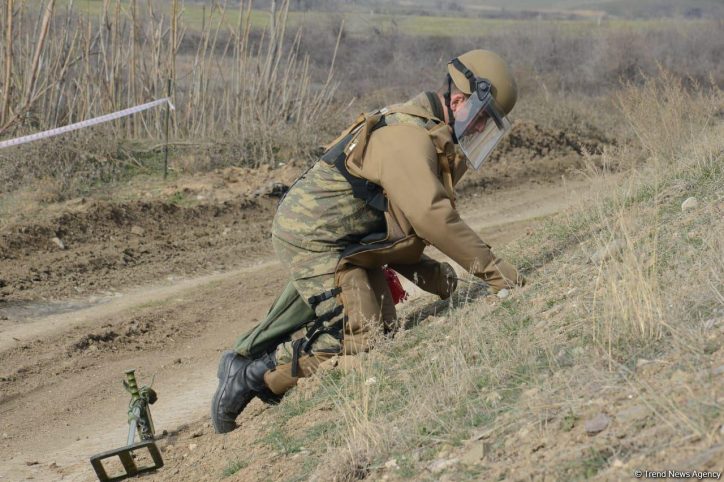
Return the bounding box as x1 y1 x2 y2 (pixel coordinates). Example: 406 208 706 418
447 49 517 115
445 49 517 170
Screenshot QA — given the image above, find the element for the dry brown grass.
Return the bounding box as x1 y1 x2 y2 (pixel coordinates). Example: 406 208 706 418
587 73 722 357
0 0 340 199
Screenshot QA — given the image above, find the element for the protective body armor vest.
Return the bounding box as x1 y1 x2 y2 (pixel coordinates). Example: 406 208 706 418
321 96 459 273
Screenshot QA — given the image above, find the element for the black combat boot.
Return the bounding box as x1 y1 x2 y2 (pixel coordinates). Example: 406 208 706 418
211 350 279 434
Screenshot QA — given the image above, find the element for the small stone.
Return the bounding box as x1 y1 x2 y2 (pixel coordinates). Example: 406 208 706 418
496 289 510 299
26 460 39 466
51 237 65 250
130 226 145 236
191 430 203 438
384 459 399 470
188 443 197 451
681 197 698 211
555 348 568 364
712 365 724 376
584 413 611 435
364 377 377 386
612 458 624 468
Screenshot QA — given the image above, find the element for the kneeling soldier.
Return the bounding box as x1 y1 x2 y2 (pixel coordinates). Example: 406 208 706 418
212 49 525 434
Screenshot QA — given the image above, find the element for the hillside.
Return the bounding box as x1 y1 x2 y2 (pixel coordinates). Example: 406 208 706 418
136 72 724 482
140 75 723 482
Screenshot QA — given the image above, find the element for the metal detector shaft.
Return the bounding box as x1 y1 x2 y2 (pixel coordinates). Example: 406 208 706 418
90 369 163 481
126 406 139 446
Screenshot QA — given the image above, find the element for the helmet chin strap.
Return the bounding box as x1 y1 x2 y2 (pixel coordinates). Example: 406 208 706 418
444 74 458 144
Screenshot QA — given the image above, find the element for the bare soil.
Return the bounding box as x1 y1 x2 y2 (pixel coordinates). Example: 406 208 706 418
0 121 608 481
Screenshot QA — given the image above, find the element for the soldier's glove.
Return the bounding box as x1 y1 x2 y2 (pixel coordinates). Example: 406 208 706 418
483 259 526 294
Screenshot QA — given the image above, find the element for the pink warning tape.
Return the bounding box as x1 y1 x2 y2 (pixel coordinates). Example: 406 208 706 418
0 98 175 150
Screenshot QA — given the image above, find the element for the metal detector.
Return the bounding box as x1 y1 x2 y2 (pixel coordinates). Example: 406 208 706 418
90 369 164 481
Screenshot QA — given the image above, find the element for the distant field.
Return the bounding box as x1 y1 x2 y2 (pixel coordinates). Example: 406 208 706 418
59 0 714 37
399 0 723 18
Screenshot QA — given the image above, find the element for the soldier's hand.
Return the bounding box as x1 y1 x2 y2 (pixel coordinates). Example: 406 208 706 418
485 259 525 294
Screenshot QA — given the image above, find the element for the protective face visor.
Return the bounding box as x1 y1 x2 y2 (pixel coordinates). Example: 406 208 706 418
449 61 512 170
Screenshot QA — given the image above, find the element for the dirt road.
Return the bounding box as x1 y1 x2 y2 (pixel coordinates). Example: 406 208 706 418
0 176 600 481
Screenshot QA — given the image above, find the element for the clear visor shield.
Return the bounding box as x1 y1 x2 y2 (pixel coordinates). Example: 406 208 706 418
453 93 511 170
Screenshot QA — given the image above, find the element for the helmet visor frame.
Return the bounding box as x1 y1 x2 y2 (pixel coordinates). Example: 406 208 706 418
453 81 512 171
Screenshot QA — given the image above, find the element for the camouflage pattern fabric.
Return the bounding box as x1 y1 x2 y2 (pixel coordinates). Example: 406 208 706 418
272 162 386 252
384 110 435 130
270 235 344 363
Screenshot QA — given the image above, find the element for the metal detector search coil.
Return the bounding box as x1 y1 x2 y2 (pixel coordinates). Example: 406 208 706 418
90 369 164 481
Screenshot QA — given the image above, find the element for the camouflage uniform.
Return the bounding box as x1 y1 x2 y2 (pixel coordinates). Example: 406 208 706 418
244 92 522 395
214 50 525 434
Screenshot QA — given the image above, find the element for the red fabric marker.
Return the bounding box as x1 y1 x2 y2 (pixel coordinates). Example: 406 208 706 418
383 267 408 304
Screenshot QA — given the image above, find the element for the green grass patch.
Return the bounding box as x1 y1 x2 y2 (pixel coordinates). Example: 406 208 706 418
564 447 614 479
561 411 579 432
262 427 303 455
222 458 249 477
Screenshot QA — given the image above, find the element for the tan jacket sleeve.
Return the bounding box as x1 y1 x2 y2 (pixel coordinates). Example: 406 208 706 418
367 125 524 291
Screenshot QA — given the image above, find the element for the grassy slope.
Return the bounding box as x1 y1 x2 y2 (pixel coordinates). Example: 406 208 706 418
212 78 723 481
